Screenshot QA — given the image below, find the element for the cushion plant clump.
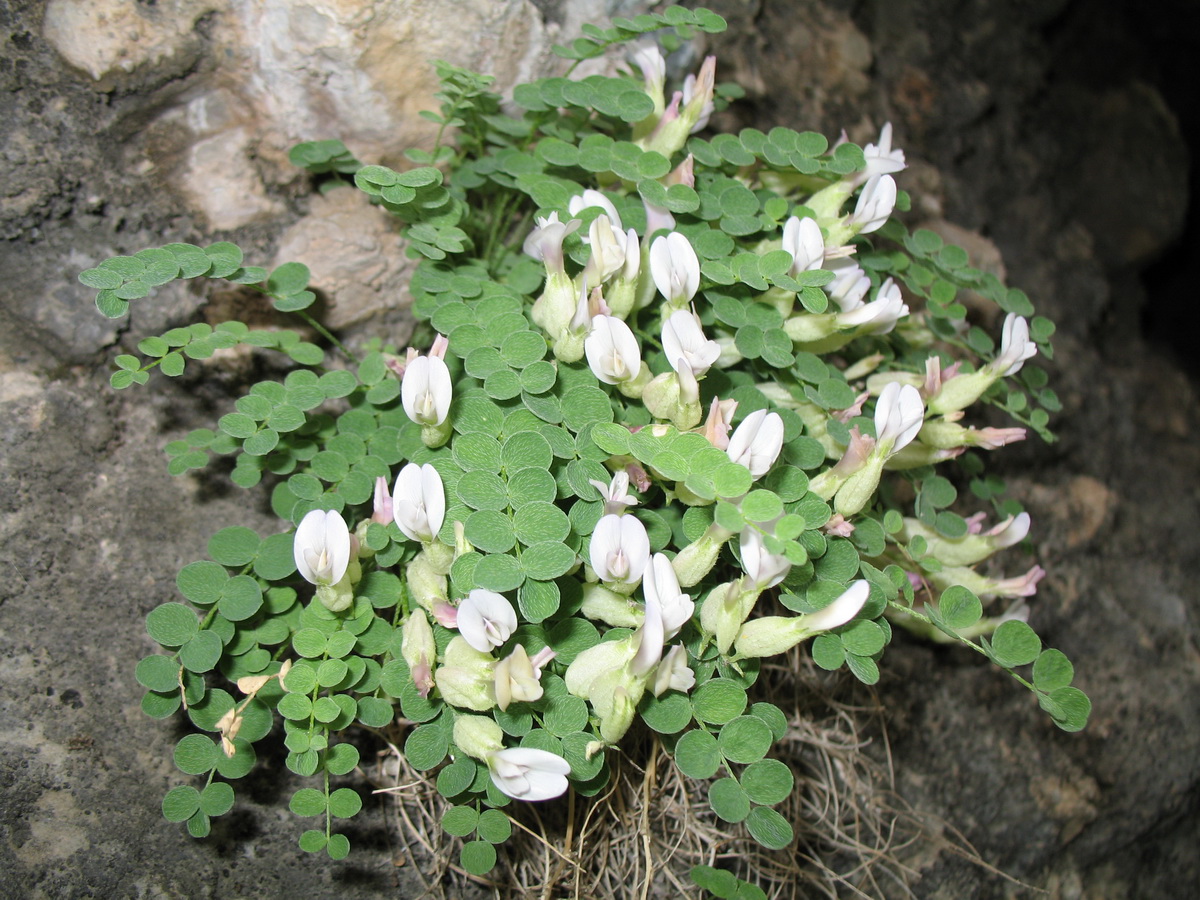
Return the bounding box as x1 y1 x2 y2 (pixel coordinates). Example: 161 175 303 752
84 6 1087 895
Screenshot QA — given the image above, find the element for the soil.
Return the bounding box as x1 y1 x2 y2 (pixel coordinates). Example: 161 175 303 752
2 1 1197 898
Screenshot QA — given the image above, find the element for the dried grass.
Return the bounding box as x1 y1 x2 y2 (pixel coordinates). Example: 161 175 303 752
366 646 987 900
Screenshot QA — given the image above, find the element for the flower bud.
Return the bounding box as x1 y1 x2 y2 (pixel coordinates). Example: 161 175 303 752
435 637 497 711
453 714 504 761
672 522 734 587
401 610 437 698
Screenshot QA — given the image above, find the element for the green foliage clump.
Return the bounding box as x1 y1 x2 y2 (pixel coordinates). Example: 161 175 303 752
90 5 1086 887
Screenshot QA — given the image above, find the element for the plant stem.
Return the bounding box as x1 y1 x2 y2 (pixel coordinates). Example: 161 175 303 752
296 311 357 363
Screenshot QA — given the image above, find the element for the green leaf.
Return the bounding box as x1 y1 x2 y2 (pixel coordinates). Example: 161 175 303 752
740 758 794 806
326 833 351 860
745 806 793 850
267 262 311 297
717 715 773 764
205 242 244 278
845 652 880 685
405 723 449 770
162 785 202 822
277 693 313 721
179 630 223 673
937 585 983 630
290 788 327 816
356 696 394 727
1043 686 1091 732
186 811 211 838
640 691 692 734
146 603 199 648
473 553 525 591
692 679 748 725
199 782 235 817
674 729 721 779
708 777 751 823
142 689 182 719
474 808 511 844
810 633 845 670
253 532 298 580
838 620 885 657
218 575 263 622
328 787 362 819
748 702 787 741
208 526 260 566
739 490 783 524
1032 648 1074 691
215 740 257 780
460 840 497 876
441 805 479 837
174 734 219 775
176 560 228 607
464 509 516 554
988 620 1042 668
299 830 328 853
690 865 739 898
136 655 181 693
435 757 476 800
96 291 130 318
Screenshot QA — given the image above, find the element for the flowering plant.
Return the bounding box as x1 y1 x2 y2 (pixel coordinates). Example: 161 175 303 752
82 6 1087 893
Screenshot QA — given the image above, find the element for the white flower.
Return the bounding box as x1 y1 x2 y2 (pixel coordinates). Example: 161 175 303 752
589 513 651 585
652 644 695 697
782 216 825 275
642 552 693 639
585 315 642 385
293 509 351 586
588 470 638 515
488 747 571 801
680 56 716 135
492 644 546 712
661 309 720 378
630 44 666 98
848 174 897 235
630 570 665 676
862 122 906 180
569 190 623 236
874 382 924 455
392 463 445 543
457 589 518 653
826 259 872 312
401 354 452 426
649 233 701 306
993 313 1037 376
739 529 791 589
523 212 580 274
799 580 870 632
989 511 1031 548
726 409 785 479
582 215 629 284
733 580 871 658
837 278 908 335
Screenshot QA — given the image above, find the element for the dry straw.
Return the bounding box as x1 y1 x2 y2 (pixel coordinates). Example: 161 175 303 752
368 642 990 899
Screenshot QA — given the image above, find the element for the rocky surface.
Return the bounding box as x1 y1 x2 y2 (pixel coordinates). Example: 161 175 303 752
2 0 1197 898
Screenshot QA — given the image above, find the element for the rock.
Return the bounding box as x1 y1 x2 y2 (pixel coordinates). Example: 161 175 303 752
273 187 413 330
41 0 221 81
180 127 285 231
